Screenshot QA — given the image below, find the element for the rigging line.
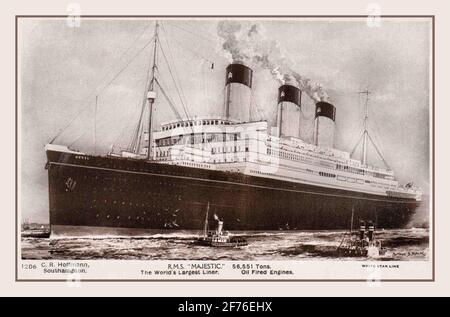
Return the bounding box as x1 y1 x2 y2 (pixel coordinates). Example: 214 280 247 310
127 103 144 151
155 77 194 137
90 23 154 99
128 100 147 152
108 58 152 152
96 34 156 97
134 114 147 153
160 23 191 106
350 131 365 157
157 44 191 124
135 47 157 154
49 99 94 144
371 130 387 166
162 26 215 64
155 78 184 122
133 104 148 153
155 72 181 117
136 44 161 153
50 33 156 144
128 96 147 152
166 22 218 45
86 66 151 151
114 120 138 152
49 24 153 144
129 44 154 152
368 134 391 170
369 112 389 156
346 100 373 156
368 131 391 169
71 103 116 152
341 99 366 152
158 24 192 119
69 128 88 148
157 41 194 136
128 93 146 150
128 103 144 151
180 20 220 42
341 122 363 153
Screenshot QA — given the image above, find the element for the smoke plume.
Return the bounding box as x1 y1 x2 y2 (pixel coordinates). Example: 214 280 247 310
217 21 329 102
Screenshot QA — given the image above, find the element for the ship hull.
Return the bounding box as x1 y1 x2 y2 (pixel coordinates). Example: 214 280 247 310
46 150 420 232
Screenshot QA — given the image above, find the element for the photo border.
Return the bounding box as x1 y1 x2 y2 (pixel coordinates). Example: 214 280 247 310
15 15 435 282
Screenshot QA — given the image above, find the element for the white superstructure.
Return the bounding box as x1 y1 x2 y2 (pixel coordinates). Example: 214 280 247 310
127 118 422 200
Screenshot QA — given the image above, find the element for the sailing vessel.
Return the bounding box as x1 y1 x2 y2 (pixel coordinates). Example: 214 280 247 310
45 21 422 235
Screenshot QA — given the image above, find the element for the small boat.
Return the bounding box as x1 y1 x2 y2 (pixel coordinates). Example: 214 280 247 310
337 207 385 258
195 202 248 247
22 219 30 231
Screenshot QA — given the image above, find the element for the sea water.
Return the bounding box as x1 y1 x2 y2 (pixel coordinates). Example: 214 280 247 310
21 227 429 261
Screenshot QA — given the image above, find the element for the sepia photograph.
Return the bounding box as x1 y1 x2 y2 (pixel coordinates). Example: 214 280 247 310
17 16 433 280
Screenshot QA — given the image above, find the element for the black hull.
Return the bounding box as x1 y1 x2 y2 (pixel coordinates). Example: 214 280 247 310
46 150 420 231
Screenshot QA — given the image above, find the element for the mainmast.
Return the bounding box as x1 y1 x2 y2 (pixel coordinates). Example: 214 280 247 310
360 89 370 166
147 21 159 160
350 89 391 170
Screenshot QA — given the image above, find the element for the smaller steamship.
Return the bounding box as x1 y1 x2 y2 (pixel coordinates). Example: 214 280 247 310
45 21 422 235
195 203 248 247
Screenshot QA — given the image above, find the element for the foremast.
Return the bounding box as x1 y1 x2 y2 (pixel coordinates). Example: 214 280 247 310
146 21 159 160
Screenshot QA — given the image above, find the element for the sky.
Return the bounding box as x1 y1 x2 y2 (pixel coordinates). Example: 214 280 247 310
19 18 432 223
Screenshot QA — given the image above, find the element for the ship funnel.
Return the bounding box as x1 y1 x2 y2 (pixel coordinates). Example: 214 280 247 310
367 221 374 241
224 62 253 122
276 83 302 138
314 101 336 148
359 220 365 240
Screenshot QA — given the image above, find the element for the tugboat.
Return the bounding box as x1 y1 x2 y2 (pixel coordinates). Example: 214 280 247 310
195 202 248 247
22 218 30 231
337 208 385 258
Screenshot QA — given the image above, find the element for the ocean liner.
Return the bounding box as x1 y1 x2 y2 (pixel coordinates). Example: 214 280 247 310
45 21 422 234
